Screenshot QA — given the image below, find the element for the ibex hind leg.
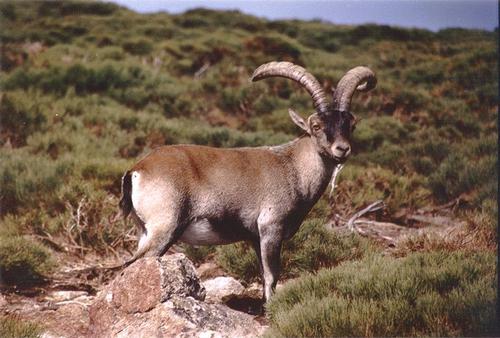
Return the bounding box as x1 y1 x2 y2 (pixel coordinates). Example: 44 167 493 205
124 219 187 267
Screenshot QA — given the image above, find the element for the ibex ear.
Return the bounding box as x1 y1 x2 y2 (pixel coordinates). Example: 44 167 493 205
288 108 310 134
350 112 361 130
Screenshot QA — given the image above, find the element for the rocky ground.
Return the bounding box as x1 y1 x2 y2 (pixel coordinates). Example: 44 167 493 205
1 253 268 338
0 203 468 337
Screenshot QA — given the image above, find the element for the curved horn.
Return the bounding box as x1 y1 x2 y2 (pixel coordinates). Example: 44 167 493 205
251 61 330 116
332 66 377 112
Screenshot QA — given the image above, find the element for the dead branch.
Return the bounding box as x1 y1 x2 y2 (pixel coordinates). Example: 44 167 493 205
194 61 210 78
408 214 466 228
345 200 385 232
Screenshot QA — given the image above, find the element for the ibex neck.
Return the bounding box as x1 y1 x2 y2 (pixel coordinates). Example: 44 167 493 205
273 136 335 203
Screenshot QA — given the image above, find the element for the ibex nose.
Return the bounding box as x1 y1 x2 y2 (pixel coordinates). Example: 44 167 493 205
332 141 351 159
335 144 350 154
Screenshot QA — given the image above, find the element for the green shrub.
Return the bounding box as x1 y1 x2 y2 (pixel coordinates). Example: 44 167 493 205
53 189 130 253
297 27 340 52
98 46 125 60
405 61 446 86
216 218 373 283
429 153 497 203
173 8 264 32
181 245 216 265
245 34 302 63
337 165 430 214
176 123 289 148
281 219 371 277
352 116 408 153
0 236 54 285
216 242 260 283
0 315 41 338
267 20 299 38
2 63 142 96
352 121 384 152
0 3 16 21
0 91 47 146
346 24 433 44
0 150 71 215
38 1 118 17
266 251 497 337
122 39 154 56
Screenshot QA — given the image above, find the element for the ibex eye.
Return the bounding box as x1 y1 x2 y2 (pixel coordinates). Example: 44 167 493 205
312 125 321 131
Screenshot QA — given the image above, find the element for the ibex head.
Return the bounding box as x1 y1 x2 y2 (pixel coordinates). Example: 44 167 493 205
251 62 376 162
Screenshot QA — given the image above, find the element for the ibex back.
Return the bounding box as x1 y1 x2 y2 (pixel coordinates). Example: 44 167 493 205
119 61 376 301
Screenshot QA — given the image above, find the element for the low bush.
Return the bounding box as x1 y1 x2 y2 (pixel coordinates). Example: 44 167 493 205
48 185 132 254
122 39 154 56
215 242 260 283
336 165 430 214
346 24 433 44
181 245 216 265
248 109 301 135
216 218 373 283
297 26 341 52
0 91 47 146
2 63 143 96
245 34 302 63
37 1 118 17
0 236 54 285
0 150 71 215
266 251 498 337
0 315 41 338
429 152 496 203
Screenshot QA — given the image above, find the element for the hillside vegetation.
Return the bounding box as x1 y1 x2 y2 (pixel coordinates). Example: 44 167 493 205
0 1 497 336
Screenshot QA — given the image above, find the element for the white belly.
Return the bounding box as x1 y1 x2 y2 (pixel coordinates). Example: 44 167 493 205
179 219 232 245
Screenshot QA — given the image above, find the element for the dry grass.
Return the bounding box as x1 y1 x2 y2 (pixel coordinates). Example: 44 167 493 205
395 211 497 256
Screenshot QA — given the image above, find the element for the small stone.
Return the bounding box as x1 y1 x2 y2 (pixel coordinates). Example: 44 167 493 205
199 330 222 338
203 276 245 303
0 294 7 308
242 282 263 299
46 291 88 303
196 261 225 280
105 292 113 303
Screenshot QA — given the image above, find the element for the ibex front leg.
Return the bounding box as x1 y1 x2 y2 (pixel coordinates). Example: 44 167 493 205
258 226 283 302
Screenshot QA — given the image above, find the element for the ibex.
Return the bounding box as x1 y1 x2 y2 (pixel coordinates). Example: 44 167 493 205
119 61 376 301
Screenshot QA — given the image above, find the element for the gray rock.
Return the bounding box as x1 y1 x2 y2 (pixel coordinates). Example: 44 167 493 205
196 261 225 280
242 282 264 299
0 293 7 308
46 290 88 303
89 254 264 337
203 276 245 303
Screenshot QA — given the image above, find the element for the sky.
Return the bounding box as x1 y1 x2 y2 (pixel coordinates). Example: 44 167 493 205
109 0 498 32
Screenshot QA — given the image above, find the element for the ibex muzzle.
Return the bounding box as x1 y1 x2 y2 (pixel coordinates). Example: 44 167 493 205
119 61 376 301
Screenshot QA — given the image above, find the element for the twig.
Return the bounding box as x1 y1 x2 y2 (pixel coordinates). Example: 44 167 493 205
407 214 466 228
329 164 344 197
345 200 385 232
33 233 66 252
54 300 90 308
194 61 210 78
417 195 463 213
76 197 86 256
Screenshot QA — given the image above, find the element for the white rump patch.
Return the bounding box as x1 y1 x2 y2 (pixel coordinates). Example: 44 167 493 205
130 171 145 223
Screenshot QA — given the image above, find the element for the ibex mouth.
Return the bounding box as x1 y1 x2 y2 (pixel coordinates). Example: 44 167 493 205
333 155 348 163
